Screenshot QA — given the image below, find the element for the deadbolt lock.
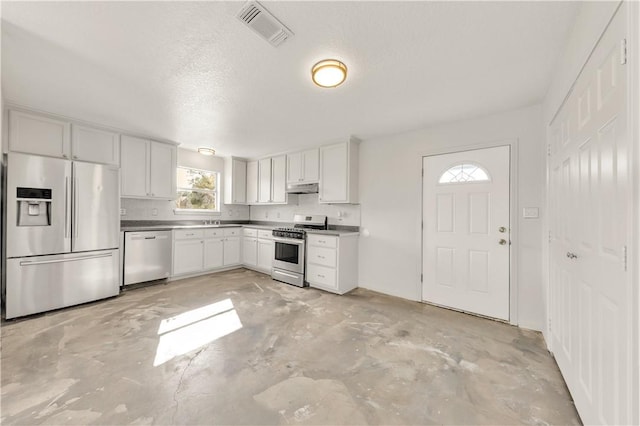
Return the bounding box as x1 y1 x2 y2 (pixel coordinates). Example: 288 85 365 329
499 226 507 233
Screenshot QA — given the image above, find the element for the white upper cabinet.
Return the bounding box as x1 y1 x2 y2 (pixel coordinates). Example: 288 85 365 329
121 135 176 199
256 156 287 204
287 148 319 184
8 110 71 159
258 158 272 203
224 157 247 204
287 152 303 183
271 155 287 203
71 124 120 165
319 139 359 204
121 135 148 197
246 160 259 204
303 149 319 182
149 142 176 199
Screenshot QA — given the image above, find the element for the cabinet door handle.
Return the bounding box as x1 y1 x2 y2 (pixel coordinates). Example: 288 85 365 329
318 255 325 259
318 274 325 278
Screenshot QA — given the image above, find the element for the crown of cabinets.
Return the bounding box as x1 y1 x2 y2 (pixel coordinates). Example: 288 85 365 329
120 135 177 200
287 148 319 184
8 109 119 165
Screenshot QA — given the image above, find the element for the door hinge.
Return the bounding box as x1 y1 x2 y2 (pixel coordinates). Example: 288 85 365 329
623 245 628 271
421 221 424 230
548 231 552 243
421 168 424 177
621 38 627 65
421 273 423 283
547 144 551 157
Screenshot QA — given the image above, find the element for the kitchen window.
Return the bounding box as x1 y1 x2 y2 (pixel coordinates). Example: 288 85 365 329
175 166 220 213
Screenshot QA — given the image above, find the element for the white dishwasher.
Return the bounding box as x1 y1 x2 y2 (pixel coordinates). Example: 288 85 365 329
124 231 172 285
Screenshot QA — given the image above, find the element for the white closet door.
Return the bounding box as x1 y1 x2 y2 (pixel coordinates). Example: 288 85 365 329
548 5 633 424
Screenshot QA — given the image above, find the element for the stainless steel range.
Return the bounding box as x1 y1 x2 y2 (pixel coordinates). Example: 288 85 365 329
272 214 327 287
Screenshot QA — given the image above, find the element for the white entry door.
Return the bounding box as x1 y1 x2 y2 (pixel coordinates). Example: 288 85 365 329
548 4 634 424
422 145 510 320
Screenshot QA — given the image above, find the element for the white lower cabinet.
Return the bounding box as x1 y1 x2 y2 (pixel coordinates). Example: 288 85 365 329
306 233 358 294
173 239 205 275
172 227 241 277
204 238 224 269
223 237 241 266
257 238 274 272
242 228 274 274
242 237 258 267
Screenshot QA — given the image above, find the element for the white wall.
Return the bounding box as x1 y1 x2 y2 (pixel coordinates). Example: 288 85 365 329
541 1 620 343
358 104 545 330
121 148 250 221
249 194 360 227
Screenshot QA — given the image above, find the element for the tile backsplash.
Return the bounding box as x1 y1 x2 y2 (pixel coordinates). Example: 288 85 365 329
120 197 250 221
250 194 360 226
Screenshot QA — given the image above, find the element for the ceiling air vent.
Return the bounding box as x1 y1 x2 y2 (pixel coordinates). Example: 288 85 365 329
236 1 293 47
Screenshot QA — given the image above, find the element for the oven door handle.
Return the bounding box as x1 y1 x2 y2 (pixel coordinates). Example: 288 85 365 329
273 237 305 245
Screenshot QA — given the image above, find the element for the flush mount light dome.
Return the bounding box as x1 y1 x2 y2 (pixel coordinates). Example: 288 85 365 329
311 59 347 88
198 147 215 156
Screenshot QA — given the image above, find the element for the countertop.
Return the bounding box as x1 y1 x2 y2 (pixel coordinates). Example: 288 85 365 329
121 224 242 232
121 222 359 236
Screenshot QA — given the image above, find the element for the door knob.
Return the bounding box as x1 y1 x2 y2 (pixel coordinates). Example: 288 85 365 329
566 252 578 259
499 226 507 233
499 239 508 245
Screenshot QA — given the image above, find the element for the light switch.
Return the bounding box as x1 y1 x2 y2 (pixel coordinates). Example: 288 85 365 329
523 207 539 219
120 208 126 216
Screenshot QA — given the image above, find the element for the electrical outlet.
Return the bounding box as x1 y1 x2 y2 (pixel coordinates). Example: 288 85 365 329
264 212 268 219
120 208 126 216
277 212 281 218
151 208 158 216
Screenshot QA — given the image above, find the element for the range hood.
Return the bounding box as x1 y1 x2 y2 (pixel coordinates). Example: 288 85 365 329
286 182 319 194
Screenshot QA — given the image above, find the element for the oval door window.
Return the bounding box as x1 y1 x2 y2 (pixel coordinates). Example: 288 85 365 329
438 163 491 184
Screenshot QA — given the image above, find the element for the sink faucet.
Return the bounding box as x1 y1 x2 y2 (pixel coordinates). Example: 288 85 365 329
202 218 221 225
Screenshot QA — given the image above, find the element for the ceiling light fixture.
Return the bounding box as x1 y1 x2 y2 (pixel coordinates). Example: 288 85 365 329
198 147 216 156
311 59 347 88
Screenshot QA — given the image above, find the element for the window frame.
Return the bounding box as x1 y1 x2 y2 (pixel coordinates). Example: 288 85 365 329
174 166 221 215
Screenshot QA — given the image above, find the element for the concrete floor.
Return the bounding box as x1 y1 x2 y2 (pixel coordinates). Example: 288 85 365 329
1 269 580 425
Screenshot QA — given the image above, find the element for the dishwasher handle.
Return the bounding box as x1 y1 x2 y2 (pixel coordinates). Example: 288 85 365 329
129 234 169 241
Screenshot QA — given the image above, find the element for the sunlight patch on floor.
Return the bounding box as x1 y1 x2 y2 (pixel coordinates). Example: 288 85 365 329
153 299 242 366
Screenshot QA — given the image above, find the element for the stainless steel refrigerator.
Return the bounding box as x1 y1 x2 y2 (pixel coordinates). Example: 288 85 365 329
5 152 120 319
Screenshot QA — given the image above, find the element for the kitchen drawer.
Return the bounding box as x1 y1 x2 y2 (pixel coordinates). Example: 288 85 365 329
258 230 273 239
307 246 337 268
204 229 224 238
224 228 241 237
174 229 205 240
243 228 258 237
307 234 337 249
306 264 337 288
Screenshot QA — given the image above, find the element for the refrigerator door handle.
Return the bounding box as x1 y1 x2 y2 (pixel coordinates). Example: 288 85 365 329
19 252 113 266
74 177 79 238
64 176 70 238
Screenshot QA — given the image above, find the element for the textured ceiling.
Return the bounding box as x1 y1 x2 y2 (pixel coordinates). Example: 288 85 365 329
2 1 578 158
